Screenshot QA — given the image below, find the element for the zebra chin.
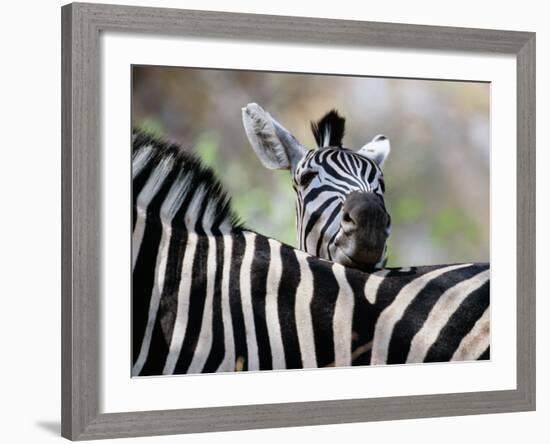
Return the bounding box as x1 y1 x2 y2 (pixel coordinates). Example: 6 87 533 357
332 243 387 271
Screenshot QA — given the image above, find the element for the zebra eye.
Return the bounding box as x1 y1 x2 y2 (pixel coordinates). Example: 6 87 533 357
298 171 318 187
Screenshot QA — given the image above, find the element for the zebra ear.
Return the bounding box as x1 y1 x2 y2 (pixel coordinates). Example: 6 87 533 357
357 135 390 167
242 103 307 172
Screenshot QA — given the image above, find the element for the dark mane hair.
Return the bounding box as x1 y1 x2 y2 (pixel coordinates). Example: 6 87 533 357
310 109 346 148
132 130 243 233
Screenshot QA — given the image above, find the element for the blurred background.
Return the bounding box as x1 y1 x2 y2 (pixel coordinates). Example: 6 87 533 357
132 66 489 267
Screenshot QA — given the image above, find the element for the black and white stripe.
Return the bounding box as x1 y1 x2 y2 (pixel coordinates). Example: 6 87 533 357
132 132 490 376
242 104 392 270
293 147 389 262
295 111 390 265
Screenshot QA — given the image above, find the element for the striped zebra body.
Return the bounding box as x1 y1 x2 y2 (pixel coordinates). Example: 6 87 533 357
132 131 490 376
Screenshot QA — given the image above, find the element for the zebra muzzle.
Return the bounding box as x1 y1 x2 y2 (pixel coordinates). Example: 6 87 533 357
334 191 389 270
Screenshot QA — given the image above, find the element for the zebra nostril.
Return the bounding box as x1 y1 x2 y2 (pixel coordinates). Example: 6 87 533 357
342 211 354 225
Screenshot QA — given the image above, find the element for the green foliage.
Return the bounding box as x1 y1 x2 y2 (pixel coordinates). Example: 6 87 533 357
136 117 165 139
393 196 423 223
132 68 489 266
194 130 297 246
431 208 480 245
385 237 399 268
133 121 486 265
195 132 221 170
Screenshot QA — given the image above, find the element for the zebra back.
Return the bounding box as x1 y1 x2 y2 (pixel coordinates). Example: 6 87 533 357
132 131 490 376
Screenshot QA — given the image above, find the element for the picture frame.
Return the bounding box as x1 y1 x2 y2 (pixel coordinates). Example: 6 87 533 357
61 2 536 440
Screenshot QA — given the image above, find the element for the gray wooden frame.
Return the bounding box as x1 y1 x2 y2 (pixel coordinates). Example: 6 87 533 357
61 2 536 440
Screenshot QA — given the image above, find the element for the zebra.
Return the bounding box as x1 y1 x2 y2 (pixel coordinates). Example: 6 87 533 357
242 103 391 270
131 129 490 376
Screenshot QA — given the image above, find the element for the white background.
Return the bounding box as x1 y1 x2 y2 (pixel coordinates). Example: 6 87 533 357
0 0 546 443
101 34 517 413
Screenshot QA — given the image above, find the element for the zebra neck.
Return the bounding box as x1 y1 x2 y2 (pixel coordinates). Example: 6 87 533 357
132 131 242 235
143 229 379 372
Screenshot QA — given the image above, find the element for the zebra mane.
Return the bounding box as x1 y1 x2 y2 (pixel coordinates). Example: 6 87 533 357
311 109 346 148
132 130 243 233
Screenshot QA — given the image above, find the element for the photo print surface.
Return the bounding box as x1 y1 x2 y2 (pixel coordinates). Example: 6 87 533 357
131 66 490 377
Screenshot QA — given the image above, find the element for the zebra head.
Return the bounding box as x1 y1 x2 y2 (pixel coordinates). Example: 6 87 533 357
242 103 391 270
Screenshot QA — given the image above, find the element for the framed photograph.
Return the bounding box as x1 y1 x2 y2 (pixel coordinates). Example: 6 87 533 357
61 2 535 440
